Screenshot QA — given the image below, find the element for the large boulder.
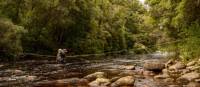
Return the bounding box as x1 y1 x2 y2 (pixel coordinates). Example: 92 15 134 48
89 78 110 87
84 72 106 81
111 76 135 87
143 60 165 71
169 62 186 70
177 72 200 83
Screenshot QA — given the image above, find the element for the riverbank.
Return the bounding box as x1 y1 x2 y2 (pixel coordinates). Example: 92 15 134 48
0 55 199 87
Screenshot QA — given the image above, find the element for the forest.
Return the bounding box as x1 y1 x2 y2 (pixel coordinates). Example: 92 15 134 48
1 0 200 61
1 0 200 87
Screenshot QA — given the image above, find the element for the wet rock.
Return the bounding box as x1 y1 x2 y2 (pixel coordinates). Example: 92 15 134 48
164 78 174 83
177 72 200 83
168 69 182 74
89 78 110 87
119 70 136 76
186 82 200 87
134 68 144 75
195 79 200 83
186 66 200 71
169 62 186 70
143 60 165 71
4 75 37 82
165 59 174 68
84 72 106 81
187 61 196 67
181 69 191 74
0 65 4 68
120 65 135 70
45 64 63 70
162 69 168 73
154 74 170 79
25 76 37 81
5 69 25 75
35 78 89 86
143 70 156 76
102 69 121 75
168 85 181 87
56 78 88 86
110 77 120 83
34 80 55 86
111 76 135 87
168 70 182 78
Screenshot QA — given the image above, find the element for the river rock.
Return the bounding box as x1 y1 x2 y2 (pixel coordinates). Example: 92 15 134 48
162 69 168 74
111 76 135 87
164 78 175 83
143 70 156 76
119 70 136 76
45 64 63 70
187 61 196 67
25 76 37 81
8 75 37 82
195 79 200 82
186 82 200 87
168 85 181 87
89 78 110 87
5 69 25 75
177 72 200 83
168 69 183 78
35 78 89 86
154 74 170 79
134 68 144 75
34 80 55 87
143 60 165 71
181 69 191 74
186 66 200 71
169 62 186 70
84 72 106 81
55 78 89 86
110 77 120 83
120 65 135 70
165 59 174 68
0 65 4 68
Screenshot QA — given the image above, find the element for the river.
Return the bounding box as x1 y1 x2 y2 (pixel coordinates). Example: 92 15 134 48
0 54 172 87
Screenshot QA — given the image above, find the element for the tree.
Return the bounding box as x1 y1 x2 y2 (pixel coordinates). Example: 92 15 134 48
0 18 24 60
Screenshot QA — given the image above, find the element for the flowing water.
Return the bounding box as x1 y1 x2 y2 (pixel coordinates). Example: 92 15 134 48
0 55 172 87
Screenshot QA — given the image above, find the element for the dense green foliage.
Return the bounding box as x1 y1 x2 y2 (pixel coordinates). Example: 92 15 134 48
0 0 156 59
0 18 24 59
1 0 199 61
146 0 200 60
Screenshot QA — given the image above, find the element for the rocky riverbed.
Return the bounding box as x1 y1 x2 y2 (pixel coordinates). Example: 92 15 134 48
0 55 200 87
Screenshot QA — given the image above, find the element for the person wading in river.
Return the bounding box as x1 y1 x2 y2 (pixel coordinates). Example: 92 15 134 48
56 49 68 63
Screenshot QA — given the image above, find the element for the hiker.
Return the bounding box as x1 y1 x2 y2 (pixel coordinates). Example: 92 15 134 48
56 49 68 63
